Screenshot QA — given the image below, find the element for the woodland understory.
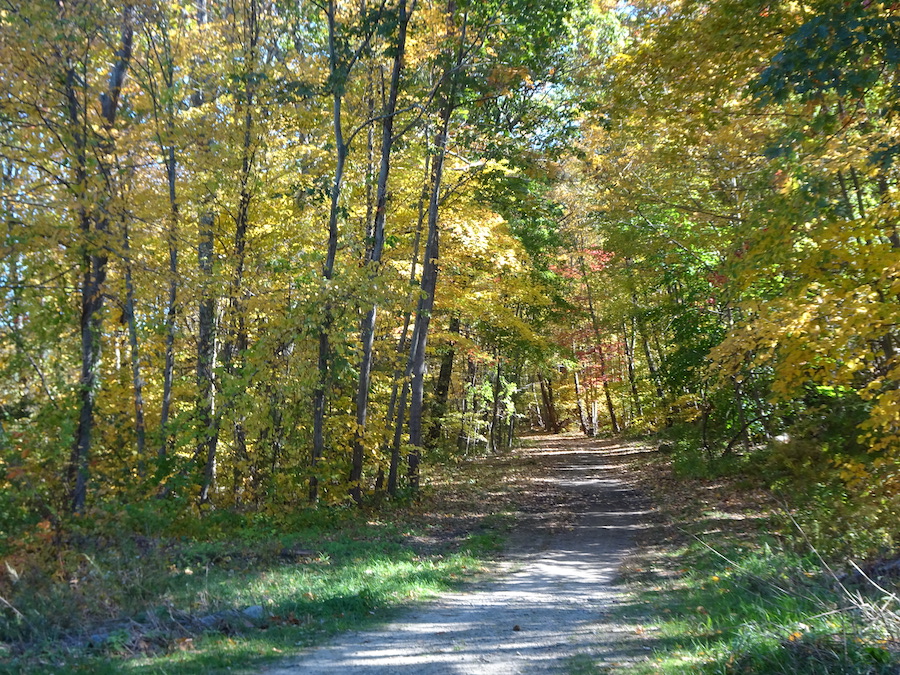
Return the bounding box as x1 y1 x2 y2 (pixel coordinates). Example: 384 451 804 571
1 0 900 665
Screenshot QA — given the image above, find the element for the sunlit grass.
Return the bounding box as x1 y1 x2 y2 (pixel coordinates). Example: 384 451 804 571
0 454 521 675
620 540 899 674
615 445 900 675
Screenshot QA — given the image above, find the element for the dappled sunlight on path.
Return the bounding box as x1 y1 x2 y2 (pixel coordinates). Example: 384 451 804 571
263 434 653 674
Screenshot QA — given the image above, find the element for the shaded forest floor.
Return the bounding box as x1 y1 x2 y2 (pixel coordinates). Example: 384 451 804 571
0 450 538 674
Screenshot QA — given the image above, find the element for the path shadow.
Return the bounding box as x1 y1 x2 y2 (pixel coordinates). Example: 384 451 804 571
265 435 655 674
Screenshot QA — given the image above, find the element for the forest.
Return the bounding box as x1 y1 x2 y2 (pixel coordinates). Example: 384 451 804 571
0 0 899 671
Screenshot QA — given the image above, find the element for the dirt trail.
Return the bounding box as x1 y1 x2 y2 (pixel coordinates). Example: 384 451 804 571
263 435 653 674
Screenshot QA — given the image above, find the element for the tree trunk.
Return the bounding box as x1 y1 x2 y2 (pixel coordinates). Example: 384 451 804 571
68 9 133 513
457 355 477 451
633 293 665 403
222 11 258 502
577 249 619 433
622 320 642 418
152 18 182 462
351 0 412 503
407 8 467 488
122 219 147 469
388 380 409 496
489 355 502 452
158 142 179 461
385 135 430 494
311 0 348 502
537 372 560 433
197 212 218 503
573 368 589 436
425 315 458 451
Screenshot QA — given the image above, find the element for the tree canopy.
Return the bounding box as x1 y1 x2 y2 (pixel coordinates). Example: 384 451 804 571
1 0 898 557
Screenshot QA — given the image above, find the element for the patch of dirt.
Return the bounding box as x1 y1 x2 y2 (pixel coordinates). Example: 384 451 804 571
262 433 658 674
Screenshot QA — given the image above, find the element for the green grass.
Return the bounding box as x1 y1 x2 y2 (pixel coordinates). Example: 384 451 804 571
612 443 900 675
0 457 524 675
620 540 899 674
0 516 492 675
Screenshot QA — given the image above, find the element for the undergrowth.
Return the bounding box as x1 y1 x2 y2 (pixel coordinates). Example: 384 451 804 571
0 456 522 674
613 427 900 675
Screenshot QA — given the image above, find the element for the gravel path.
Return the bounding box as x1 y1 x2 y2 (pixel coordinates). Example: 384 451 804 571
263 435 652 674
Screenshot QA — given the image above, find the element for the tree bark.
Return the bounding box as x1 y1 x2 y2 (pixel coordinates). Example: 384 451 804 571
68 7 133 513
577 249 619 434
424 315 458 450
147 19 182 463
197 212 218 503
159 141 179 461
221 0 259 502
622 320 642 418
351 0 412 503
489 354 502 452
122 219 147 468
385 135 430 495
407 7 467 488
311 0 349 502
537 372 560 433
573 368 589 436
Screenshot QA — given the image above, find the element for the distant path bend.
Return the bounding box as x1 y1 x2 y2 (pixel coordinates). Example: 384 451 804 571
263 434 653 674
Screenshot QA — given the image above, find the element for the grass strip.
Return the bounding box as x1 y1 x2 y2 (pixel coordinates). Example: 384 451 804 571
610 444 900 675
0 453 527 675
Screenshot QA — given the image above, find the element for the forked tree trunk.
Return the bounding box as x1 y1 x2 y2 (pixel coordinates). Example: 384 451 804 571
407 7 467 488
68 8 133 513
537 372 560 433
351 0 413 503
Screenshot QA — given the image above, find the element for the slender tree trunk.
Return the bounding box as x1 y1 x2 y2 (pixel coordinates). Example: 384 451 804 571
197 213 218 503
507 389 517 447
122 219 147 468
457 354 476 451
68 9 133 513
424 315 458 450
573 368 589 436
223 58 258 502
728 377 751 455
159 143 179 461
388 380 409 496
489 355 502 452
622 320 642 417
384 136 430 493
70 213 106 513
537 372 560 433
577 250 619 434
531 380 544 429
311 0 349 502
262 379 285 503
407 9 467 488
876 176 899 366
351 0 412 503
632 292 665 402
150 20 182 461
